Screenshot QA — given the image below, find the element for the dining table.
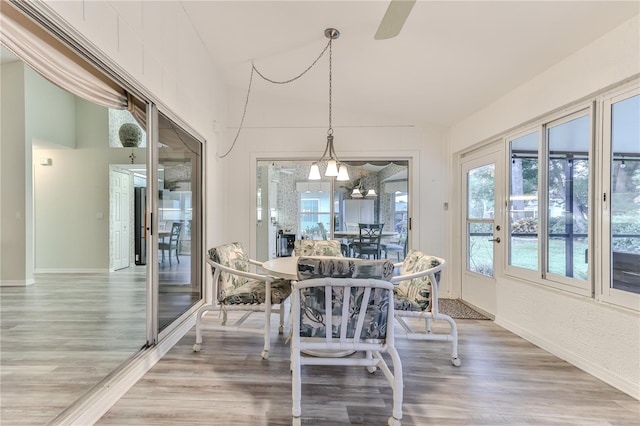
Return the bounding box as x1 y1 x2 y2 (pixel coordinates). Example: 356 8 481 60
332 230 398 239
262 256 299 281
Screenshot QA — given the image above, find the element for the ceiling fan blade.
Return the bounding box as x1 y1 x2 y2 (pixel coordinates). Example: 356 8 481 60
374 0 416 40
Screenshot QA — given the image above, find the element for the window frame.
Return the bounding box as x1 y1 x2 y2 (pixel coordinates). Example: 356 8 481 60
541 106 593 295
505 126 542 283
598 83 640 310
504 103 595 297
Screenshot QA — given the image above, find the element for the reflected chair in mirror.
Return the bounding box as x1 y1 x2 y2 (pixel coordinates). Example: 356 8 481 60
391 250 460 366
291 257 403 426
193 242 292 359
381 228 408 262
159 222 182 266
351 223 384 259
293 239 344 257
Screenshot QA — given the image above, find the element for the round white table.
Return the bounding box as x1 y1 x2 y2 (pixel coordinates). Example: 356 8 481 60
262 256 300 280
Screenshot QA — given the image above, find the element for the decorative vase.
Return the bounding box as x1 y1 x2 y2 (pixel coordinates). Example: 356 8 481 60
118 123 142 147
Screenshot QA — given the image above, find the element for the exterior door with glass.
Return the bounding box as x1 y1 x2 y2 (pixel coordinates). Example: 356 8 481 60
461 147 503 316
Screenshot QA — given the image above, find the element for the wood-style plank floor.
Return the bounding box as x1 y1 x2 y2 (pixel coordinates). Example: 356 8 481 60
0 257 196 425
98 314 639 426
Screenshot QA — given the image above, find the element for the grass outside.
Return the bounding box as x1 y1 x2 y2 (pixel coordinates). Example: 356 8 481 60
469 236 588 280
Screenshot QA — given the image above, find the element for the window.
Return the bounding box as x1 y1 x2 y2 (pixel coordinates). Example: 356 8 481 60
467 163 496 277
393 192 408 234
602 86 640 308
506 80 640 310
509 130 539 272
300 199 320 235
545 112 590 284
506 107 592 294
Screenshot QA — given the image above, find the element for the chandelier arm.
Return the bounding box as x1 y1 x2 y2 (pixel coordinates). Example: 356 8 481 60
219 66 255 158
252 40 331 85
316 138 330 163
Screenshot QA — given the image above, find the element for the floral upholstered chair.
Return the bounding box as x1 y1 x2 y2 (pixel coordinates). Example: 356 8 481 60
291 257 403 426
193 242 291 359
390 249 460 366
293 239 343 257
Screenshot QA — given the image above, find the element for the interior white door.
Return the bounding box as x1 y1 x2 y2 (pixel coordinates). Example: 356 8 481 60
461 148 503 316
110 169 130 271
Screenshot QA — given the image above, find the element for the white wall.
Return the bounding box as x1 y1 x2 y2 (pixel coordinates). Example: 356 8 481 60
0 61 28 284
449 14 640 398
33 97 140 271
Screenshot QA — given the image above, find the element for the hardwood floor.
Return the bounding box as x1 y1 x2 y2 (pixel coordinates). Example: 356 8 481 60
2 265 637 425
0 256 197 425
98 315 639 426
0 269 147 424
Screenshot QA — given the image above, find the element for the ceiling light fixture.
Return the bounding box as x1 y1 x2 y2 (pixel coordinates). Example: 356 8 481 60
309 28 349 182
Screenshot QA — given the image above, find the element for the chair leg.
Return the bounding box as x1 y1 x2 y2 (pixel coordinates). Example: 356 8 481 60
168 248 172 267
386 346 404 425
278 300 285 334
435 313 461 366
291 344 302 422
262 290 272 359
176 248 180 264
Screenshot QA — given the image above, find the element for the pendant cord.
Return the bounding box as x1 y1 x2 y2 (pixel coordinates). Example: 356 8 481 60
328 38 333 135
219 39 332 158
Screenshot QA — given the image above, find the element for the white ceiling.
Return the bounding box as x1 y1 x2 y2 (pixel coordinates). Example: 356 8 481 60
181 0 639 127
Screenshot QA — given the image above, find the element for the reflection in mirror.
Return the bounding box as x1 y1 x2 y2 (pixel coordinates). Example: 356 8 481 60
0 47 147 423
157 112 203 331
256 160 409 262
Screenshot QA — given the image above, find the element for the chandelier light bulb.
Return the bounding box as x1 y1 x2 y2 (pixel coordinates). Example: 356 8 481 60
337 164 350 181
351 187 363 198
325 159 339 177
366 189 377 197
308 163 321 180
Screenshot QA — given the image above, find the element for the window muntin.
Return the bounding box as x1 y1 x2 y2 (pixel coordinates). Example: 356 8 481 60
509 131 539 271
545 114 590 282
610 93 640 295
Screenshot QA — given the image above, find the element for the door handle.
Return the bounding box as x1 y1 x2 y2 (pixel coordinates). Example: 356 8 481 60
488 237 501 243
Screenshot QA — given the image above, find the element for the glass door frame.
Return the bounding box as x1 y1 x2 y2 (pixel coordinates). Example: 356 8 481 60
460 143 505 316
252 154 417 262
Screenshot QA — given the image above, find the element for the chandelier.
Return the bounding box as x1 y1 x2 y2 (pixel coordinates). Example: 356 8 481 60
350 167 377 198
308 28 349 181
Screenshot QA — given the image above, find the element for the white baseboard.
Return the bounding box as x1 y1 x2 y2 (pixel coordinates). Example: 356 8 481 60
34 268 110 274
496 316 639 400
51 315 196 425
0 279 35 286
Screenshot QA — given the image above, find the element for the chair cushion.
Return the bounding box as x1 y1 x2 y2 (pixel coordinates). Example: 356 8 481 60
223 277 291 305
393 249 442 312
209 243 251 302
297 257 394 281
294 240 343 257
299 284 389 340
210 242 291 305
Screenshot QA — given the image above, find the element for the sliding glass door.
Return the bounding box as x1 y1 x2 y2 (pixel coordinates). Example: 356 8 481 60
155 112 203 334
256 160 409 261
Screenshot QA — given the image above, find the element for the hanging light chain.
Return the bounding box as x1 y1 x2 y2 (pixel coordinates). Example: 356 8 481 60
252 40 331 85
219 39 332 158
328 37 333 135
